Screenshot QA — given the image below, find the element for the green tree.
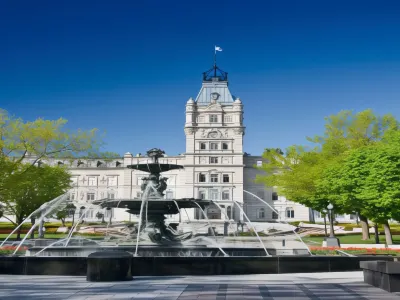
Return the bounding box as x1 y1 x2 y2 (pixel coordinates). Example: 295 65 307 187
54 209 68 227
1 163 71 239
0 108 107 196
319 144 400 243
256 109 399 239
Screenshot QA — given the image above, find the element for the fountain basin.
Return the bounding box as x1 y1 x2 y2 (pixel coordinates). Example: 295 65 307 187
25 245 309 257
0 255 395 276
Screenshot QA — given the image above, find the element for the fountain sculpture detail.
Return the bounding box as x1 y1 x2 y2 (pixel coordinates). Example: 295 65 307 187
96 148 211 244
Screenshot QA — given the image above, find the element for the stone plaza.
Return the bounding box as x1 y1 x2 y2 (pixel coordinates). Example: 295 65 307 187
0 271 399 299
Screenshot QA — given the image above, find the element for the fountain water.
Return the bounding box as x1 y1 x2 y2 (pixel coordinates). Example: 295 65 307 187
243 190 312 255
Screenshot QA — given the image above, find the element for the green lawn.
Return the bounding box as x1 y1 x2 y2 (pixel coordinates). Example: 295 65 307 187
303 234 400 245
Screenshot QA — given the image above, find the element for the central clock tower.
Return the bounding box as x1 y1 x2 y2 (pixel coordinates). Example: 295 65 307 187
183 64 245 221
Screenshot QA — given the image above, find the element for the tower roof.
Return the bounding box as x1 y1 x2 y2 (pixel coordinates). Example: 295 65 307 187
195 65 235 106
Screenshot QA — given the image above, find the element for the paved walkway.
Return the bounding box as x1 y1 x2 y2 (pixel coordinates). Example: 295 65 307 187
0 272 399 299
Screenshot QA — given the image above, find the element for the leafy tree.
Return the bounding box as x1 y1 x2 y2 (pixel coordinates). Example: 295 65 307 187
318 143 400 243
256 109 399 239
66 203 77 227
0 109 119 237
1 163 71 239
0 108 108 196
54 209 68 227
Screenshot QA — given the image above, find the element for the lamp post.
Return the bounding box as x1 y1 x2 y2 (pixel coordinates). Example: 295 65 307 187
322 209 328 237
325 203 340 247
327 203 334 238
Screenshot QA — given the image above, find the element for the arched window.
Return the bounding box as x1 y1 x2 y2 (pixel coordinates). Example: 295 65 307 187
227 206 232 219
258 208 265 219
286 207 295 218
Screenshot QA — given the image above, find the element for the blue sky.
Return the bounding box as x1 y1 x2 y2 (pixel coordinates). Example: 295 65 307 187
1 1 400 156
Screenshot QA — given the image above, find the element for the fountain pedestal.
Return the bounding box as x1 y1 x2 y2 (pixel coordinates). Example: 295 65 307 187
87 251 133 282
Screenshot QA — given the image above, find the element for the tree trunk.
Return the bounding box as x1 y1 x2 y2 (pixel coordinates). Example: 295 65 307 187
383 221 393 245
359 214 370 240
16 214 23 241
30 217 35 239
61 218 65 227
373 223 380 244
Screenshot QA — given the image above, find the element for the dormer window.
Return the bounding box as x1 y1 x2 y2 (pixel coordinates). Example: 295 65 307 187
209 115 218 123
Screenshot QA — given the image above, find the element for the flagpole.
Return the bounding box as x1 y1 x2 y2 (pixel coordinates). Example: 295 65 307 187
214 45 217 77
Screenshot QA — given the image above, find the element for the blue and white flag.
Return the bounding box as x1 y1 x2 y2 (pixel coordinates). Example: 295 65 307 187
215 46 223 52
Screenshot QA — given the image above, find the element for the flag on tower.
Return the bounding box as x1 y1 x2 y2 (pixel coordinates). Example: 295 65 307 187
215 46 223 52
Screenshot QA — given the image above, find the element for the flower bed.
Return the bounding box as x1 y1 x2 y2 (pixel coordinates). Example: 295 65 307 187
310 246 400 256
0 245 28 256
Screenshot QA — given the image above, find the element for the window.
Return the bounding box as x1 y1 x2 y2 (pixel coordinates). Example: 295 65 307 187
223 174 230 183
272 192 278 201
286 207 295 218
71 177 78 186
210 189 219 200
222 191 230 200
272 211 279 219
210 157 218 164
210 142 218 150
258 208 265 219
209 115 218 123
199 173 206 182
85 209 94 219
256 160 262 167
224 115 232 123
70 193 76 201
87 193 95 201
210 174 218 183
88 177 97 186
200 143 206 150
166 191 173 199
222 143 228 150
198 191 206 199
197 116 204 123
107 177 117 186
107 192 115 200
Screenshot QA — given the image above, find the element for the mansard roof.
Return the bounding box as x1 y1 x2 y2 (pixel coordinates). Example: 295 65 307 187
195 65 236 106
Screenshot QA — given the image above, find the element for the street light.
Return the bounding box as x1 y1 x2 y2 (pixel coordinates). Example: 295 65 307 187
325 203 340 247
322 209 328 237
327 203 334 238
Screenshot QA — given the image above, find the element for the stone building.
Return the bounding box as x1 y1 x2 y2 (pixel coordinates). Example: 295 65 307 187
19 64 313 225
